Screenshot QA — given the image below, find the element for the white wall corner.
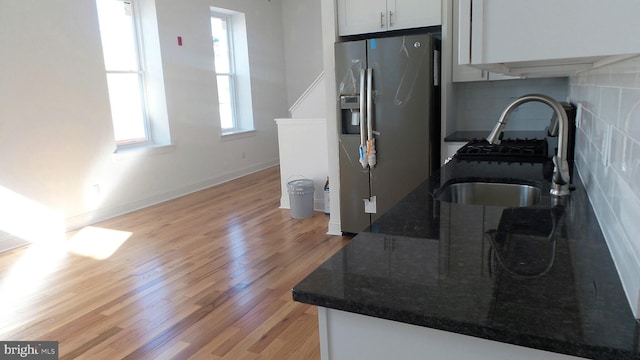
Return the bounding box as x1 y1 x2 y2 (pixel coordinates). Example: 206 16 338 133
289 72 326 118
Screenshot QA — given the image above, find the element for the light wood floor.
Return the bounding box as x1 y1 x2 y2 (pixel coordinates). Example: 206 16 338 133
0 166 350 359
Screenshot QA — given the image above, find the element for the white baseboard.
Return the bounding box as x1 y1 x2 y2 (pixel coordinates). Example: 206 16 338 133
327 219 342 236
65 160 279 232
0 233 29 253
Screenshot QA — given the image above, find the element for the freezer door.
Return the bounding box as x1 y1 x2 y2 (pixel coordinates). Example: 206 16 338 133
336 40 370 234
368 34 434 224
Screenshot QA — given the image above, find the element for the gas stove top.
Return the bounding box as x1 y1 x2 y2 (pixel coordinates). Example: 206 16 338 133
455 138 549 163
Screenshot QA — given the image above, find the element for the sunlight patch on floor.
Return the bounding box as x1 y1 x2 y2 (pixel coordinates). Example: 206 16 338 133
0 241 67 334
67 226 132 260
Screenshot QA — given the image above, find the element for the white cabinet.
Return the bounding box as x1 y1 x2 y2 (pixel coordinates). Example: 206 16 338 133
390 0 441 32
457 0 640 77
337 0 441 36
451 0 519 82
319 308 588 360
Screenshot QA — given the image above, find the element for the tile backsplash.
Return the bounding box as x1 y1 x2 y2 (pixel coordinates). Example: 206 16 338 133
569 55 640 318
453 78 569 131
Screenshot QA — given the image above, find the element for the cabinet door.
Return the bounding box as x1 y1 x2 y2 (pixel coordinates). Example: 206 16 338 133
467 0 640 65
452 0 519 82
452 0 486 82
387 0 441 32
337 0 387 36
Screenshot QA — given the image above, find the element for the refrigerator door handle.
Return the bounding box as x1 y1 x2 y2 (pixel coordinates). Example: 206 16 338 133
358 69 368 169
359 69 367 148
366 68 377 168
366 68 373 141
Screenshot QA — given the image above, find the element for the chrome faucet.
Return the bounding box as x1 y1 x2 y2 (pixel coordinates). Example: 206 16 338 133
487 94 571 197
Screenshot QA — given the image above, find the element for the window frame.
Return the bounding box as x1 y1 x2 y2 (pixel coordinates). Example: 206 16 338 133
211 11 241 134
98 0 152 148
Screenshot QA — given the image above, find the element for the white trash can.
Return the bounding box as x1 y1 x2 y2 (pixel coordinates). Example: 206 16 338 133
287 179 315 219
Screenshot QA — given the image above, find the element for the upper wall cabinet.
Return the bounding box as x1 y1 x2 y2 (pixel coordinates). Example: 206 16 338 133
337 0 441 36
451 0 518 82
457 0 640 77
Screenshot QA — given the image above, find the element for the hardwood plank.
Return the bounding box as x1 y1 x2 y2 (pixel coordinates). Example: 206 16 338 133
0 166 350 359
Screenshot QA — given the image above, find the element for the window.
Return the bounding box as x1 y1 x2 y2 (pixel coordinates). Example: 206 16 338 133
96 0 149 146
211 8 254 135
211 13 238 132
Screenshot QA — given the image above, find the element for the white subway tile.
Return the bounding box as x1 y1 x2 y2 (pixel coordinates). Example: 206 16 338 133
580 108 593 138
571 58 640 320
609 174 640 248
592 67 612 87
626 138 640 200
584 86 601 114
591 117 609 154
576 128 588 157
589 173 606 215
620 88 640 143
609 174 627 222
572 85 585 104
578 150 594 193
599 87 621 125
618 189 640 256
610 56 640 88
576 73 588 86
609 128 633 183
593 149 610 194
600 204 640 319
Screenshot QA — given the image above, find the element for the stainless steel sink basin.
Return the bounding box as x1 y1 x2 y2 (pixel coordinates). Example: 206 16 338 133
435 181 541 207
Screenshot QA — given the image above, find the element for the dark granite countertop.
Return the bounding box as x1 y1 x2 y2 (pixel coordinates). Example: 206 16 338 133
293 158 640 359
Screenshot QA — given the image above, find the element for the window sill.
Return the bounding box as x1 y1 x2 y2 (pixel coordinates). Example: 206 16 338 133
221 129 256 141
112 143 176 161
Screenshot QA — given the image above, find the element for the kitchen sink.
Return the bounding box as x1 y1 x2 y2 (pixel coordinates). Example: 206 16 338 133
435 181 541 207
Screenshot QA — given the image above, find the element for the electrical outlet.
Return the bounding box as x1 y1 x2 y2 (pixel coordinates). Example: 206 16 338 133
242 152 246 159
91 184 101 195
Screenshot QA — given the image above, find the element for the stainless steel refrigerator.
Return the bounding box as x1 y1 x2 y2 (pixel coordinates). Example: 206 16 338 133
337 33 440 234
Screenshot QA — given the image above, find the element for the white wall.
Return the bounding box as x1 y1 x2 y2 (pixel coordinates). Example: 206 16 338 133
321 0 341 235
289 73 326 119
0 0 287 244
275 118 328 212
569 55 640 318
281 0 324 110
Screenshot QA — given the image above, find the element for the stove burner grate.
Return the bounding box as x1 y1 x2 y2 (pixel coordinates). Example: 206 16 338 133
455 138 549 163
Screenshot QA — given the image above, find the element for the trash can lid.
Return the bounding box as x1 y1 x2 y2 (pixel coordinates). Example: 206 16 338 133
287 179 314 193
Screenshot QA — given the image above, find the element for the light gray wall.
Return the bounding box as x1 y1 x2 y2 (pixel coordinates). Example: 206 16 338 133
0 0 288 239
569 55 640 318
281 0 324 110
452 78 569 132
